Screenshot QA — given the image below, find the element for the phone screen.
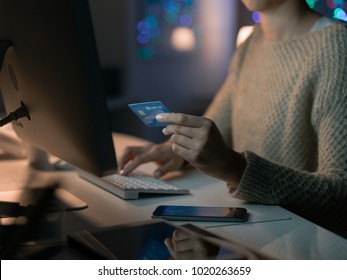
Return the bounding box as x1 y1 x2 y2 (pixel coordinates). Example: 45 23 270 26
152 205 248 222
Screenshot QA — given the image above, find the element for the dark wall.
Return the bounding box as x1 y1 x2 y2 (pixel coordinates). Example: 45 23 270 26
89 0 240 143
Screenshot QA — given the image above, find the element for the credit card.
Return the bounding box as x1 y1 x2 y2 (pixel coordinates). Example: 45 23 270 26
128 101 170 127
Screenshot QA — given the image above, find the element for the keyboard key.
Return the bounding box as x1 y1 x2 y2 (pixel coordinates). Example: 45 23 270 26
104 173 190 198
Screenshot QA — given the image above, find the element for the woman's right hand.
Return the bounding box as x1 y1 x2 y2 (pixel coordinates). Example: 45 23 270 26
118 141 186 178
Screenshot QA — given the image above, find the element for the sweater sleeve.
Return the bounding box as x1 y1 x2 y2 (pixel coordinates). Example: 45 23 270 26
233 26 347 236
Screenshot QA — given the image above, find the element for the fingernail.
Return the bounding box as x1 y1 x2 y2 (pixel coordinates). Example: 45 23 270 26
119 169 125 175
154 170 161 178
156 114 164 120
164 239 169 246
162 128 167 135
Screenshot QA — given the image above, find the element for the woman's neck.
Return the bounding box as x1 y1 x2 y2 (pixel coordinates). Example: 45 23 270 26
259 2 321 40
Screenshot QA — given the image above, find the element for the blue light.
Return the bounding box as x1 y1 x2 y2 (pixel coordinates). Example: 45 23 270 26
165 13 179 24
163 1 181 15
136 0 200 60
137 31 151 44
334 7 347 20
252 11 261 24
149 26 161 39
136 47 156 60
334 0 344 5
306 0 317 9
145 15 158 26
137 21 150 32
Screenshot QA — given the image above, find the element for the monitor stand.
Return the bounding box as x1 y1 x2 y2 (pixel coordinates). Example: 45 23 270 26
0 145 87 213
0 188 87 212
23 145 88 211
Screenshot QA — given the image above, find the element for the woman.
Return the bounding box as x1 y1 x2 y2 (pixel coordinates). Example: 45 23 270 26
119 0 347 238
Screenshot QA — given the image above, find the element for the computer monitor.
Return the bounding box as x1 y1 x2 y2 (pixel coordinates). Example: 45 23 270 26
0 0 117 176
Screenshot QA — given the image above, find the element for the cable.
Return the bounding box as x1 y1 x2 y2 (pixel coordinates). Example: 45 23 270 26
0 101 30 127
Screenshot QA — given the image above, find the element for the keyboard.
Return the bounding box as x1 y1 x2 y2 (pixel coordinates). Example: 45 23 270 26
78 170 190 199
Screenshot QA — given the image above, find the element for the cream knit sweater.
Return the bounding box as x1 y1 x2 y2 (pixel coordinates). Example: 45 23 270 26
205 22 347 236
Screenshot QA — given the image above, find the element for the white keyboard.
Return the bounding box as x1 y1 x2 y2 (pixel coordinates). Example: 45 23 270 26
78 169 190 200
104 173 190 199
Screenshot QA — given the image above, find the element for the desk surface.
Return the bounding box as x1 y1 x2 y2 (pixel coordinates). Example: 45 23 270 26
0 133 346 260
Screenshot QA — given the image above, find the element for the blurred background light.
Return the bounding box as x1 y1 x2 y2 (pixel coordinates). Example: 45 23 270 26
171 26 196 51
136 0 199 60
305 0 347 21
251 11 261 24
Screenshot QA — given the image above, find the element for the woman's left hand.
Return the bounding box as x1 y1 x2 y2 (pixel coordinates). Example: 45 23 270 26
157 113 246 186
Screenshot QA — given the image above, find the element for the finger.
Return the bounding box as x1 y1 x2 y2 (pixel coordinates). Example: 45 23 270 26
120 149 163 175
153 158 182 178
120 159 146 176
171 249 196 260
162 125 195 138
118 146 146 171
164 238 195 260
172 236 194 252
173 230 191 241
157 113 208 128
171 142 197 163
170 133 197 151
164 238 176 259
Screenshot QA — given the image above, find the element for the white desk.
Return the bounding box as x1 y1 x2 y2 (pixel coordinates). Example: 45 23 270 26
1 133 346 260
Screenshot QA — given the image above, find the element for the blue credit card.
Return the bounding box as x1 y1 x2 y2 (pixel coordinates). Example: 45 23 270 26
128 101 170 127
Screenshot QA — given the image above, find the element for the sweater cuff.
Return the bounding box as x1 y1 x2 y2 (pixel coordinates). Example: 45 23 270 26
233 151 274 204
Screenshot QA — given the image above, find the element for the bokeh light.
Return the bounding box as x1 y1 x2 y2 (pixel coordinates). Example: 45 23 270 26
252 1 347 23
305 0 347 21
334 7 347 19
251 11 261 24
136 0 200 60
136 0 347 60
171 26 196 51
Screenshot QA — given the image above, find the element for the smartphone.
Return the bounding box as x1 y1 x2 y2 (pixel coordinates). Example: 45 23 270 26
152 205 248 222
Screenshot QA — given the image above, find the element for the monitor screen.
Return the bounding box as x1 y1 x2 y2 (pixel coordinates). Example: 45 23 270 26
0 0 117 176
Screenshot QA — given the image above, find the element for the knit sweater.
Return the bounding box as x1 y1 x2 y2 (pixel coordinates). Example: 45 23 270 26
205 22 347 236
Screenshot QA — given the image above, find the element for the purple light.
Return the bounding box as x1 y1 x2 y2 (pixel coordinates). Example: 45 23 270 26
252 11 261 24
327 0 338 9
179 14 193 26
